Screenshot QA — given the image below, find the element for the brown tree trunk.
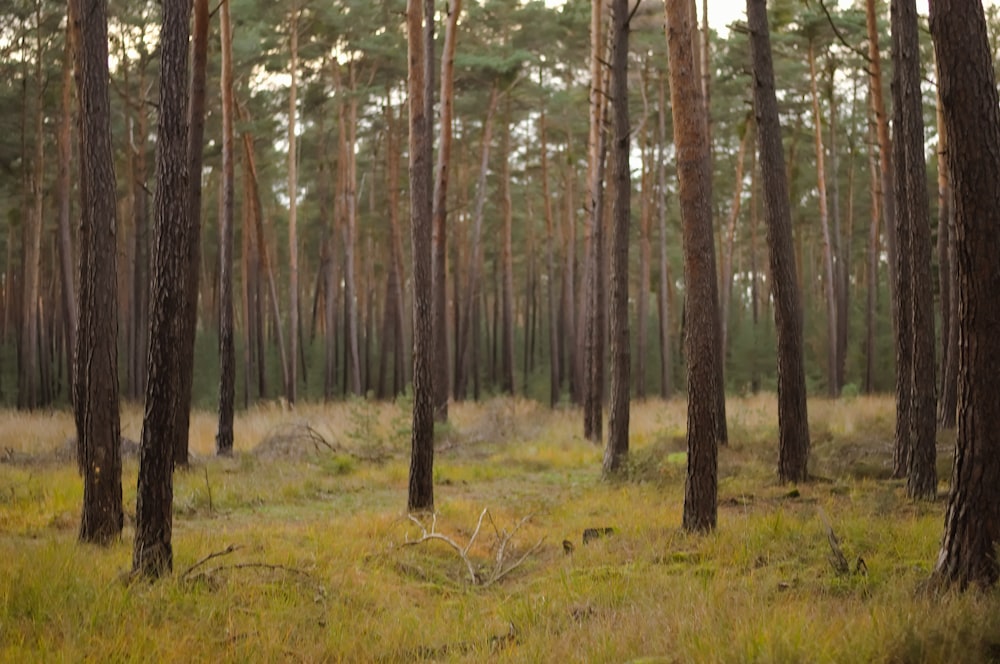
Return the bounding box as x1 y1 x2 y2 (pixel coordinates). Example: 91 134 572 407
174 0 209 468
454 83 499 400
56 16 78 402
134 0 191 577
72 0 123 545
892 0 936 500
432 0 462 419
540 110 560 408
930 0 1000 589
666 0 722 531
216 0 235 455
657 73 673 399
936 78 958 429
808 41 839 398
500 95 516 395
747 0 811 484
407 0 435 513
603 0 631 476
719 118 751 362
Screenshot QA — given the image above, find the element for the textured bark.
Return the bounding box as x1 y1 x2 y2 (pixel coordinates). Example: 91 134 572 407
747 0 811 484
930 0 1000 589
892 0 936 500
407 0 434 513
174 0 209 468
216 0 235 456
134 0 190 577
73 0 123 545
432 0 461 420
603 0 630 477
666 0 721 532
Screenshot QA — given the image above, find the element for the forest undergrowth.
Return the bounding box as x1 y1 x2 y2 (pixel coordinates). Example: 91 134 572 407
0 394 996 663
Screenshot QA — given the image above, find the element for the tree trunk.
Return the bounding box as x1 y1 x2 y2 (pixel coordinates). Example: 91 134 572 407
540 110 560 408
287 2 300 404
719 118 751 362
657 73 673 399
72 0 123 545
432 0 461 420
216 0 235 456
666 0 722 532
807 41 839 398
174 0 209 468
936 77 958 429
603 0 630 476
500 95 516 395
864 114 881 394
747 0 811 484
407 0 435 513
930 0 1000 589
56 16 78 403
134 0 190 578
892 0 936 500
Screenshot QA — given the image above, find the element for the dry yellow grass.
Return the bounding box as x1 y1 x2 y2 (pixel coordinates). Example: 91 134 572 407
0 395 991 663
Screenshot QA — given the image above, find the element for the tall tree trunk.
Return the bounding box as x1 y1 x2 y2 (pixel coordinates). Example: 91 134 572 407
454 83 499 400
129 57 151 402
666 0 722 531
134 0 191 578
540 110 560 408
719 117 751 362
174 0 209 468
287 2 300 404
407 0 435 513
635 61 652 401
936 77 958 429
747 0 811 484
216 0 235 456
864 114 880 394
807 41 839 398
432 0 461 420
72 0 123 545
930 0 1000 589
500 95 516 395
657 73 673 399
603 0 630 476
562 158 579 402
892 0 937 500
56 16 78 402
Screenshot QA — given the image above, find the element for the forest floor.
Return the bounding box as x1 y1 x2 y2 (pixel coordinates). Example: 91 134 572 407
0 394 996 663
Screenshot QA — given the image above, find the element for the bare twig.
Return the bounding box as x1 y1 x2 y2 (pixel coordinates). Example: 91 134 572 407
818 507 850 574
181 544 240 580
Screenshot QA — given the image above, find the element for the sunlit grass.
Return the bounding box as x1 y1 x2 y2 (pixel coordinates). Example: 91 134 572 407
0 394 993 662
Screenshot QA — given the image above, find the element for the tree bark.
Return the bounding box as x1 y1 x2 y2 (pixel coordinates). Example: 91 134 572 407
864 113 880 394
72 0 123 545
216 0 236 456
666 0 722 531
174 0 209 468
500 95 516 395
747 0 811 484
134 0 191 577
935 76 958 430
407 0 435 513
603 0 631 476
892 0 936 500
540 110 560 408
287 2 301 404
56 15 78 405
657 72 673 399
930 0 1000 589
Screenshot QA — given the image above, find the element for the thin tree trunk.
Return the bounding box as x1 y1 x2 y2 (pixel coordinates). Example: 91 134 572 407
604 0 631 476
657 73 673 399
719 118 751 362
216 0 235 455
287 2 300 404
747 0 811 484
56 17 78 402
936 76 958 429
500 95 515 395
864 114 880 394
540 110 560 408
174 0 209 468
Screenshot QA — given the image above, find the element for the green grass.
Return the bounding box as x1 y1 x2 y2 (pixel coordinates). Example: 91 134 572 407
0 394 995 663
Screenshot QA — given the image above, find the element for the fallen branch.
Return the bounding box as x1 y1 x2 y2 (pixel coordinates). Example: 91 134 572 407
818 507 850 575
181 544 241 580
